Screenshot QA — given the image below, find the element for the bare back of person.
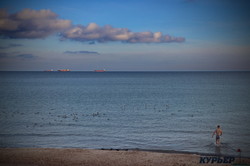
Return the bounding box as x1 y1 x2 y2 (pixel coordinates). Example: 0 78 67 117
212 125 223 145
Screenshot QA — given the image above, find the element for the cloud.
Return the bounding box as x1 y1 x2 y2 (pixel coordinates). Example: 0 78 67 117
0 8 71 39
16 54 35 59
0 43 23 49
9 43 23 47
64 50 100 55
0 52 8 58
0 9 185 44
0 46 8 49
0 52 35 59
60 23 185 43
88 41 96 45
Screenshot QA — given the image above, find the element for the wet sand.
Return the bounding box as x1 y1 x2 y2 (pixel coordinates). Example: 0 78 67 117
0 148 249 166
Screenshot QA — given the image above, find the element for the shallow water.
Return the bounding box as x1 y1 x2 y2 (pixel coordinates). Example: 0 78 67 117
0 71 249 157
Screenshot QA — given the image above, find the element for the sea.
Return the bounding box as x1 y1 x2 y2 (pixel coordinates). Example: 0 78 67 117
0 71 250 157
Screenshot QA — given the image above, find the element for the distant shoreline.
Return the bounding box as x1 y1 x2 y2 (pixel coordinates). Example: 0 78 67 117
1 148 249 166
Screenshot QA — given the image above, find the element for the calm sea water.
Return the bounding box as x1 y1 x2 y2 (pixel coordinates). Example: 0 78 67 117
0 71 250 157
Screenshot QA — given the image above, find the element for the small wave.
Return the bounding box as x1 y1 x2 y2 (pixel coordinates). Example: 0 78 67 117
0 133 86 137
151 129 209 135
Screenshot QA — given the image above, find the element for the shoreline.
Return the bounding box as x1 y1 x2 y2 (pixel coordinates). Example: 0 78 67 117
1 148 250 166
99 148 250 158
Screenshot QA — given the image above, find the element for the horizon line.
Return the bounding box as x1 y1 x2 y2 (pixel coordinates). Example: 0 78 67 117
0 70 250 72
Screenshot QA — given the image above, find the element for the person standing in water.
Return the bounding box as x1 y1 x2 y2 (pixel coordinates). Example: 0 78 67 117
212 125 223 145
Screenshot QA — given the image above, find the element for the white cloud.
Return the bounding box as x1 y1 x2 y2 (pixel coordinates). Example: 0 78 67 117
61 23 185 43
0 9 71 38
0 9 185 43
64 50 100 55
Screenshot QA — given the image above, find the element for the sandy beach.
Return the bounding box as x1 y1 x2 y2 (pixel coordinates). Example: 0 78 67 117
0 148 249 166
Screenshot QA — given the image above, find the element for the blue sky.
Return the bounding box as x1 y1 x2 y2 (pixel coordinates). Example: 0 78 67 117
0 0 249 71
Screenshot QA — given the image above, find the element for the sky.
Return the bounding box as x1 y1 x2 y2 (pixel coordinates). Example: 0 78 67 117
0 0 250 71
